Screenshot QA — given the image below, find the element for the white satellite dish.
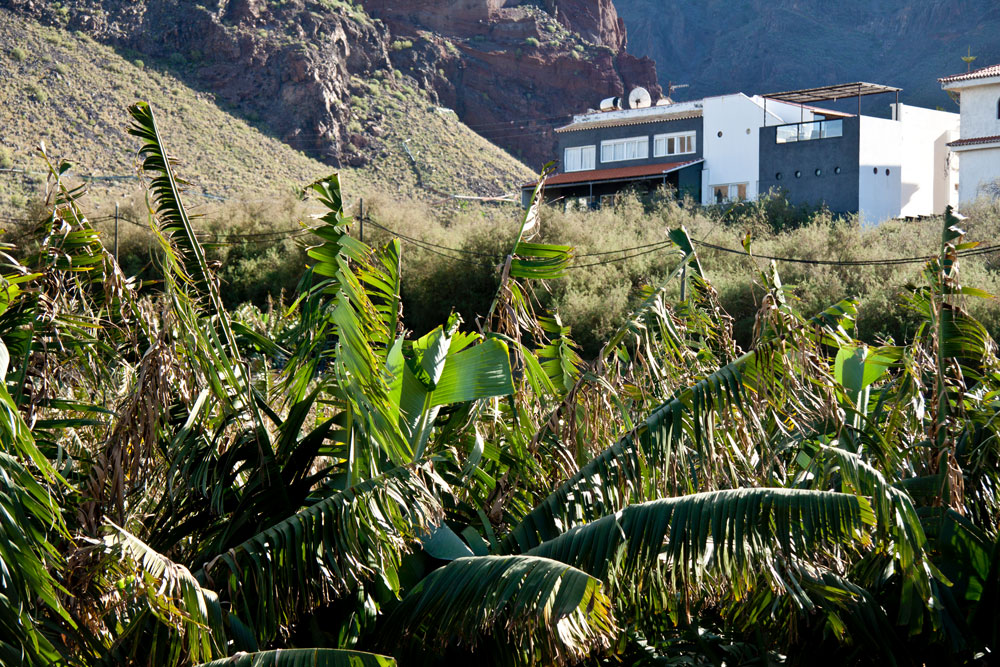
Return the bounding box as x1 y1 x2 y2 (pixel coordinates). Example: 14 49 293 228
627 87 652 109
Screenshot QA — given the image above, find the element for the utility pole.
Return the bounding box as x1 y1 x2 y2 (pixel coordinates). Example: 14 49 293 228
359 198 364 243
114 202 119 263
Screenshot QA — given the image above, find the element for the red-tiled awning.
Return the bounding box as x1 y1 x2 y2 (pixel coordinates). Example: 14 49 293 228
940 64 1000 84
947 134 1000 147
523 159 703 189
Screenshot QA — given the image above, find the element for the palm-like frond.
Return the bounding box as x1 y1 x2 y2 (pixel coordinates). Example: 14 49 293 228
527 489 874 599
102 521 232 664
502 299 858 553
127 103 231 343
198 463 446 646
196 649 396 667
381 555 615 666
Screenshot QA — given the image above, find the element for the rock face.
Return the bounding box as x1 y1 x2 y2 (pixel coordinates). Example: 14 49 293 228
367 1 660 168
1 0 660 169
616 0 1000 109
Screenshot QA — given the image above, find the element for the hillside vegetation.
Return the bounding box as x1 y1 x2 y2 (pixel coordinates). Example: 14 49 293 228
0 9 533 215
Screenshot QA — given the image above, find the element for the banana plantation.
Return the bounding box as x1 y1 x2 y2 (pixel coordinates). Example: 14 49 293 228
2 103 999 666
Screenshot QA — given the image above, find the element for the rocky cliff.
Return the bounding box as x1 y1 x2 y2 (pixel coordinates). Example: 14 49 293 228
2 0 659 171
615 0 1000 110
369 0 659 167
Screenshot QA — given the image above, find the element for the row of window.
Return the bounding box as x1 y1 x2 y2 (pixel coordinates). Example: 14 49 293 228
775 119 844 144
774 166 844 180
563 131 697 172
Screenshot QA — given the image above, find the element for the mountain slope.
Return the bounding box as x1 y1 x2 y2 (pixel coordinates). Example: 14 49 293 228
3 0 659 173
0 8 533 212
616 0 1000 109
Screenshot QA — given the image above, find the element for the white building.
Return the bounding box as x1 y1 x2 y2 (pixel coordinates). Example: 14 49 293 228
940 64 1000 206
526 83 959 223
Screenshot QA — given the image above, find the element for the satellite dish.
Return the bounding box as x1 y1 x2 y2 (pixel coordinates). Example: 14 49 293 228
600 96 621 112
627 87 652 109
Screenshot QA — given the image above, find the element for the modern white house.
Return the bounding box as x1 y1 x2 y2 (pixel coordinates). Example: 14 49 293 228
939 64 1000 206
525 82 960 224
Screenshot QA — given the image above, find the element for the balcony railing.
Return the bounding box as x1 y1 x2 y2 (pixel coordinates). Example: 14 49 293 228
775 119 844 144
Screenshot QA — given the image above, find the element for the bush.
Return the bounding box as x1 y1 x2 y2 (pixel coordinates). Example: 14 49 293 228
524 37 540 48
9 46 26 62
25 84 48 104
356 190 1000 358
0 147 12 170
390 40 413 51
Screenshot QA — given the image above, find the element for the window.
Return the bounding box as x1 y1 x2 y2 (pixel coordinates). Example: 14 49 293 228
600 136 648 163
775 119 843 143
712 183 748 203
653 131 696 157
563 145 595 172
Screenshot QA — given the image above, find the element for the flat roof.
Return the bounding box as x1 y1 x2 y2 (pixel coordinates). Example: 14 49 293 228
555 109 702 133
522 159 703 189
763 82 901 104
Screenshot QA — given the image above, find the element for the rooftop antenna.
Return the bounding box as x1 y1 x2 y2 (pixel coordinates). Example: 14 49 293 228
662 81 689 104
962 46 977 72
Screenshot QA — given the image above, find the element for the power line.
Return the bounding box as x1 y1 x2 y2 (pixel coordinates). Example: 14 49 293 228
692 239 1000 266
363 218 497 259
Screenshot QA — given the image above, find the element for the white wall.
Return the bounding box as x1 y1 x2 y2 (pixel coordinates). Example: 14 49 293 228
700 94 765 204
956 147 1000 205
953 81 1000 139
858 116 902 225
896 104 960 216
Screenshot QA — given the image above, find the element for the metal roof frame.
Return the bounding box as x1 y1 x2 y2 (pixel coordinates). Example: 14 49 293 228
763 82 901 104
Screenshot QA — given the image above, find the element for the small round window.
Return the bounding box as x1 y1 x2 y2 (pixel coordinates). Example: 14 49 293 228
834 166 842 174
873 167 878 174
815 168 822 176
885 168 890 175
717 131 723 138
775 172 783 180
794 170 802 178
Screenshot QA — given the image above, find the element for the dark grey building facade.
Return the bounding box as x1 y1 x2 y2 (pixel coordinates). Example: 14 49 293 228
758 117 860 213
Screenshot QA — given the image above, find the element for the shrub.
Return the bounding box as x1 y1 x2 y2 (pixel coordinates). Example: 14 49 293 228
390 40 413 51
524 37 540 48
25 84 48 104
9 47 26 62
0 147 12 170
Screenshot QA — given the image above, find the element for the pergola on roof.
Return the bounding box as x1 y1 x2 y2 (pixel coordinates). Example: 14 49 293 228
763 82 901 104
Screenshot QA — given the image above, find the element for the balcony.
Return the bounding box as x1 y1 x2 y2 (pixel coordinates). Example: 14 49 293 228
775 119 844 144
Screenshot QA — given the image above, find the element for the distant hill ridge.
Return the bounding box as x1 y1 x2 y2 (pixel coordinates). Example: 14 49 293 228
615 0 1000 110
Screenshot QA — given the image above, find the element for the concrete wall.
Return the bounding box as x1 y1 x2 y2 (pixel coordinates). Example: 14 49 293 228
956 147 1000 204
701 94 765 204
896 104 960 216
757 117 860 214
858 116 902 225
556 116 703 172
955 82 1000 139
